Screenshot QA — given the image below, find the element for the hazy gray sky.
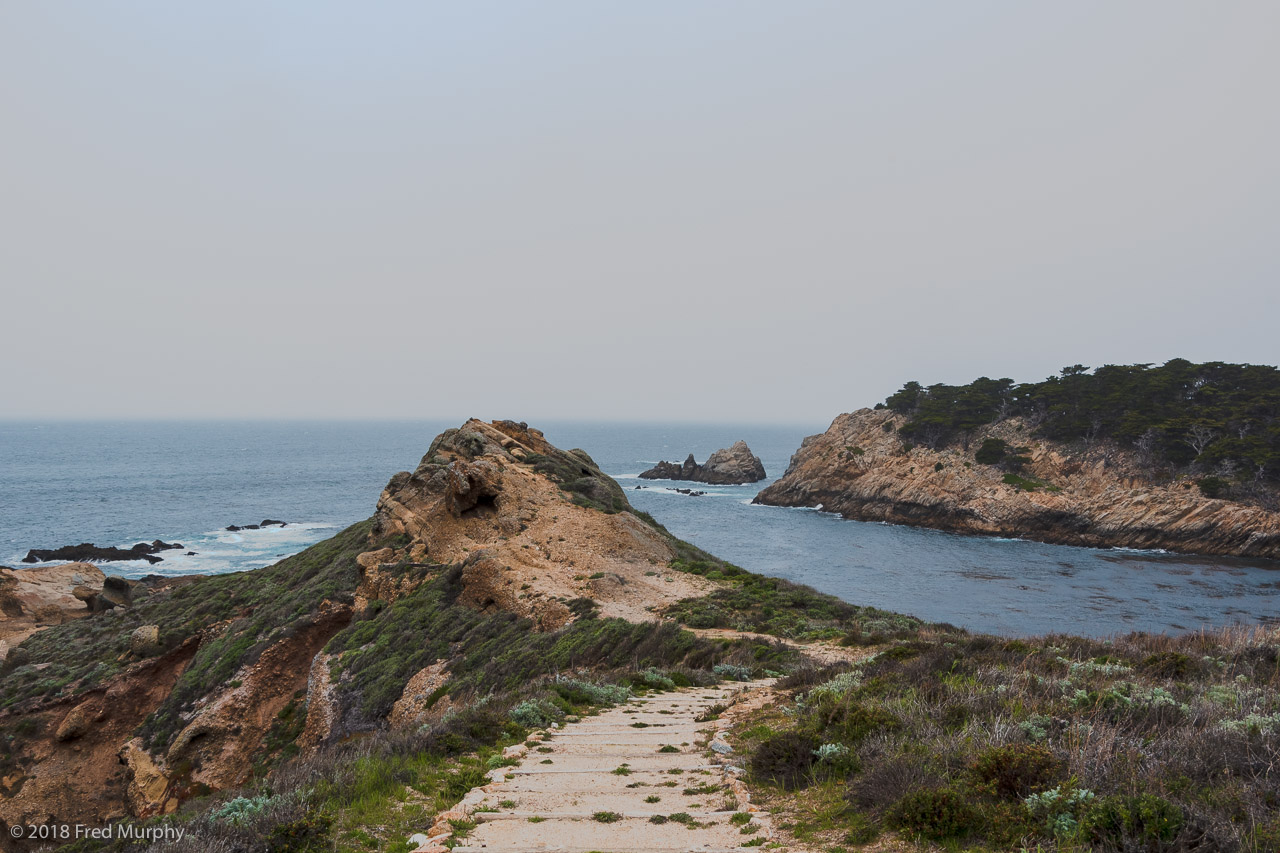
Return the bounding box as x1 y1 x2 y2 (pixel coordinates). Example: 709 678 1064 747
3 2 1277 423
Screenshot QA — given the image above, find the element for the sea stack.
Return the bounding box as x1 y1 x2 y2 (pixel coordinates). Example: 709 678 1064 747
639 440 766 485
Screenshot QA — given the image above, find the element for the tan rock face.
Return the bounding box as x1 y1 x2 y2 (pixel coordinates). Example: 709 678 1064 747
389 660 454 730
0 562 104 648
755 409 1280 558
119 738 175 817
372 419 713 625
164 604 352 791
298 650 340 751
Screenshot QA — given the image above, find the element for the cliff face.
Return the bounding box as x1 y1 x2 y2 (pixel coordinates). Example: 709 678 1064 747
639 441 767 485
755 409 1280 559
370 419 712 627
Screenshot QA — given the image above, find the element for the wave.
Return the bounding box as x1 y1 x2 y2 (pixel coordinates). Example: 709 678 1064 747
8 522 340 579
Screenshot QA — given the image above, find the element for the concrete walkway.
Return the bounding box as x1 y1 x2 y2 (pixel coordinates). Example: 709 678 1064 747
411 681 776 853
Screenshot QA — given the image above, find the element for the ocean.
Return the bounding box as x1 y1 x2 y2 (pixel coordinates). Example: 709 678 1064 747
3 419 1277 637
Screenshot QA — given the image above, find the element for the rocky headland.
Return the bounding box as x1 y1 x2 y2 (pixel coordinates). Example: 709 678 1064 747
639 440 766 484
0 419 753 836
755 408 1280 559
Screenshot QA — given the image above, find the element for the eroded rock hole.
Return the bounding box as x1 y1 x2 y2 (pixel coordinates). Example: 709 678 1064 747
460 493 498 519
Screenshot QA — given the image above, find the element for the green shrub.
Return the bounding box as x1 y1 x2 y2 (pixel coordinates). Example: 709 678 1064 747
212 794 274 825
975 438 1008 465
1002 472 1042 491
843 813 878 844
886 787 980 841
749 730 819 790
1139 651 1197 679
267 810 333 853
713 663 752 682
509 700 558 729
814 701 901 745
1081 793 1184 848
552 679 630 707
971 743 1065 799
1198 476 1230 498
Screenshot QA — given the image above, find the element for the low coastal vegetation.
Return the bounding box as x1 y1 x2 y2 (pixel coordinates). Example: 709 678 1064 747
739 624 1280 852
319 560 796 733
663 557 925 642
3 520 373 717
884 359 1280 501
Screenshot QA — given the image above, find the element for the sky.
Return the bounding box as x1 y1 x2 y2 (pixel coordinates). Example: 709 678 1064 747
2 2 1277 423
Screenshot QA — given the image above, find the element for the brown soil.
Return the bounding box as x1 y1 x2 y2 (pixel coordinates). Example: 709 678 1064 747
0 638 200 850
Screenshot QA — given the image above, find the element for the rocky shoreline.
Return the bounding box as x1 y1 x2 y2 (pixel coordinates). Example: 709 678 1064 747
755 409 1280 560
639 440 766 484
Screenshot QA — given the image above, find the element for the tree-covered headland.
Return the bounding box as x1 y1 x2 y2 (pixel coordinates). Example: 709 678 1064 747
880 360 1280 497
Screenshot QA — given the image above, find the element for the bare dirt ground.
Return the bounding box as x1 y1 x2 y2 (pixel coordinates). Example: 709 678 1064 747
688 628 877 667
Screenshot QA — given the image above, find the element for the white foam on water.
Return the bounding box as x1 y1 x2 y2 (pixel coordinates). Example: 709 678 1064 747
8 521 346 578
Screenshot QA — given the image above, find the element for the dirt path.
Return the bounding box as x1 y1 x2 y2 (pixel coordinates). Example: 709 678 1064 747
411 680 778 853
688 628 874 667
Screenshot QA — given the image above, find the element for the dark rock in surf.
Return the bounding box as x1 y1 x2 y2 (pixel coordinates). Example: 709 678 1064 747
21 541 182 565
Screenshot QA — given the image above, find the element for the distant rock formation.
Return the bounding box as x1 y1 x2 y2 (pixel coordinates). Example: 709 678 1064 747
21 540 183 565
754 408 1280 559
639 441 766 485
226 519 288 531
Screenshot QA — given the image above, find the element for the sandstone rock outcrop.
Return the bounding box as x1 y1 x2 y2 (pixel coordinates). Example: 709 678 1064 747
163 603 352 792
371 419 712 626
119 738 175 818
754 409 1280 559
389 660 454 730
0 562 105 648
639 440 766 485
130 625 162 657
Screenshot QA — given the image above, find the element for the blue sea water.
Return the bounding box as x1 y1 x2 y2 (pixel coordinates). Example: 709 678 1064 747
2 420 1277 637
